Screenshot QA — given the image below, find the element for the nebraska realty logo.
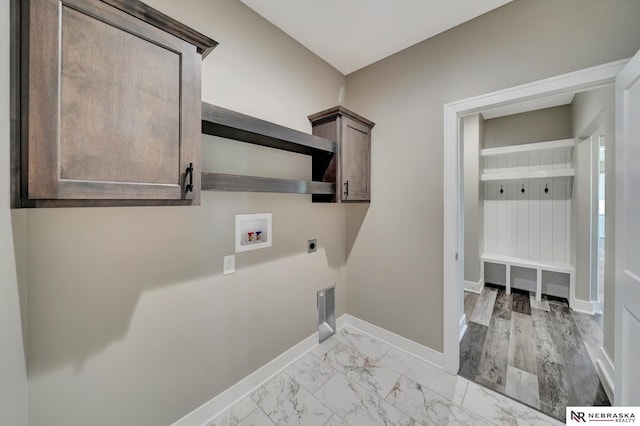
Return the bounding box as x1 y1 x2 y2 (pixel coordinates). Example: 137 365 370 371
567 407 638 424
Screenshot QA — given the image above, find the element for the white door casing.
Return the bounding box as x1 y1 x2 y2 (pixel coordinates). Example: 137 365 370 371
443 59 628 375
614 50 640 406
575 136 599 311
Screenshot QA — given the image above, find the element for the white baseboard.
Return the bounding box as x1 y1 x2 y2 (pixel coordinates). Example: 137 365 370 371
596 346 615 403
171 326 323 426
336 315 348 330
340 314 443 368
572 298 597 315
592 300 603 315
459 314 468 342
174 314 444 426
464 279 483 294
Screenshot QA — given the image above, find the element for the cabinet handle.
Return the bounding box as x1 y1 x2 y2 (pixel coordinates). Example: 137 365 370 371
343 180 349 198
185 162 194 193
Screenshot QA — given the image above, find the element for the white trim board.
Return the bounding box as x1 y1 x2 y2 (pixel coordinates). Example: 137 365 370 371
172 314 443 426
480 168 575 181
443 58 628 375
572 298 600 315
464 279 483 294
597 345 615 403
480 138 576 157
459 314 468 342
170 325 326 426
340 314 444 367
592 300 603 315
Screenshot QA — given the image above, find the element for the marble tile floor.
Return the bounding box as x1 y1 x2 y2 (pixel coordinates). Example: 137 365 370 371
461 284 609 421
208 326 562 426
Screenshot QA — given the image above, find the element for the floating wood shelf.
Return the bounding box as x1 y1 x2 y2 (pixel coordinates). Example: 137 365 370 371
202 102 336 155
200 103 337 196
201 173 335 195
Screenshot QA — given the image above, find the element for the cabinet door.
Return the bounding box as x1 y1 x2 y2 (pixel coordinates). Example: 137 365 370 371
24 0 200 203
340 117 371 201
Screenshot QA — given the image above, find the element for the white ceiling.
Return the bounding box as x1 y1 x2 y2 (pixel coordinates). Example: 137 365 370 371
240 0 513 75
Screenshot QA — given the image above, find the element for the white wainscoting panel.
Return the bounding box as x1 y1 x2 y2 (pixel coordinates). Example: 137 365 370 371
483 148 573 265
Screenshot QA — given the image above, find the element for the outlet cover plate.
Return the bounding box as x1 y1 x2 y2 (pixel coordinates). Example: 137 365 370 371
223 255 235 275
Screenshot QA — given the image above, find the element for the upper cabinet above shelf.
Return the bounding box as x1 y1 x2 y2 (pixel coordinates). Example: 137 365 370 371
13 0 217 208
309 106 375 203
480 139 575 157
201 102 336 155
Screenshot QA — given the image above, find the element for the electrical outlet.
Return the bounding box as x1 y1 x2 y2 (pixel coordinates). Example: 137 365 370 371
308 239 317 253
223 255 235 275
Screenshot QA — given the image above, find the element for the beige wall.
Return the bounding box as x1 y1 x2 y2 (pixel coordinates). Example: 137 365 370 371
13 1 640 424
24 1 346 425
463 115 483 284
344 0 640 351
571 86 615 358
483 105 573 148
1 0 28 423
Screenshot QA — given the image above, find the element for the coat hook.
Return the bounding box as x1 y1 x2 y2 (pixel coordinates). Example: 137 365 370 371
521 184 525 194
499 184 504 194
544 183 549 194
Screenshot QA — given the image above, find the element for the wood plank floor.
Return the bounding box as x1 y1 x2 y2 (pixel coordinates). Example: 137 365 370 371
460 284 610 420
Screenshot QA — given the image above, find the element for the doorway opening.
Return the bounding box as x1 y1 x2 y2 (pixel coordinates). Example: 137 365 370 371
458 106 610 419
443 59 628 419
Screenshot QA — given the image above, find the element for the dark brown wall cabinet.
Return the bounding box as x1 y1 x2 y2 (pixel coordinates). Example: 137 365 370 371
13 0 217 207
308 107 375 203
